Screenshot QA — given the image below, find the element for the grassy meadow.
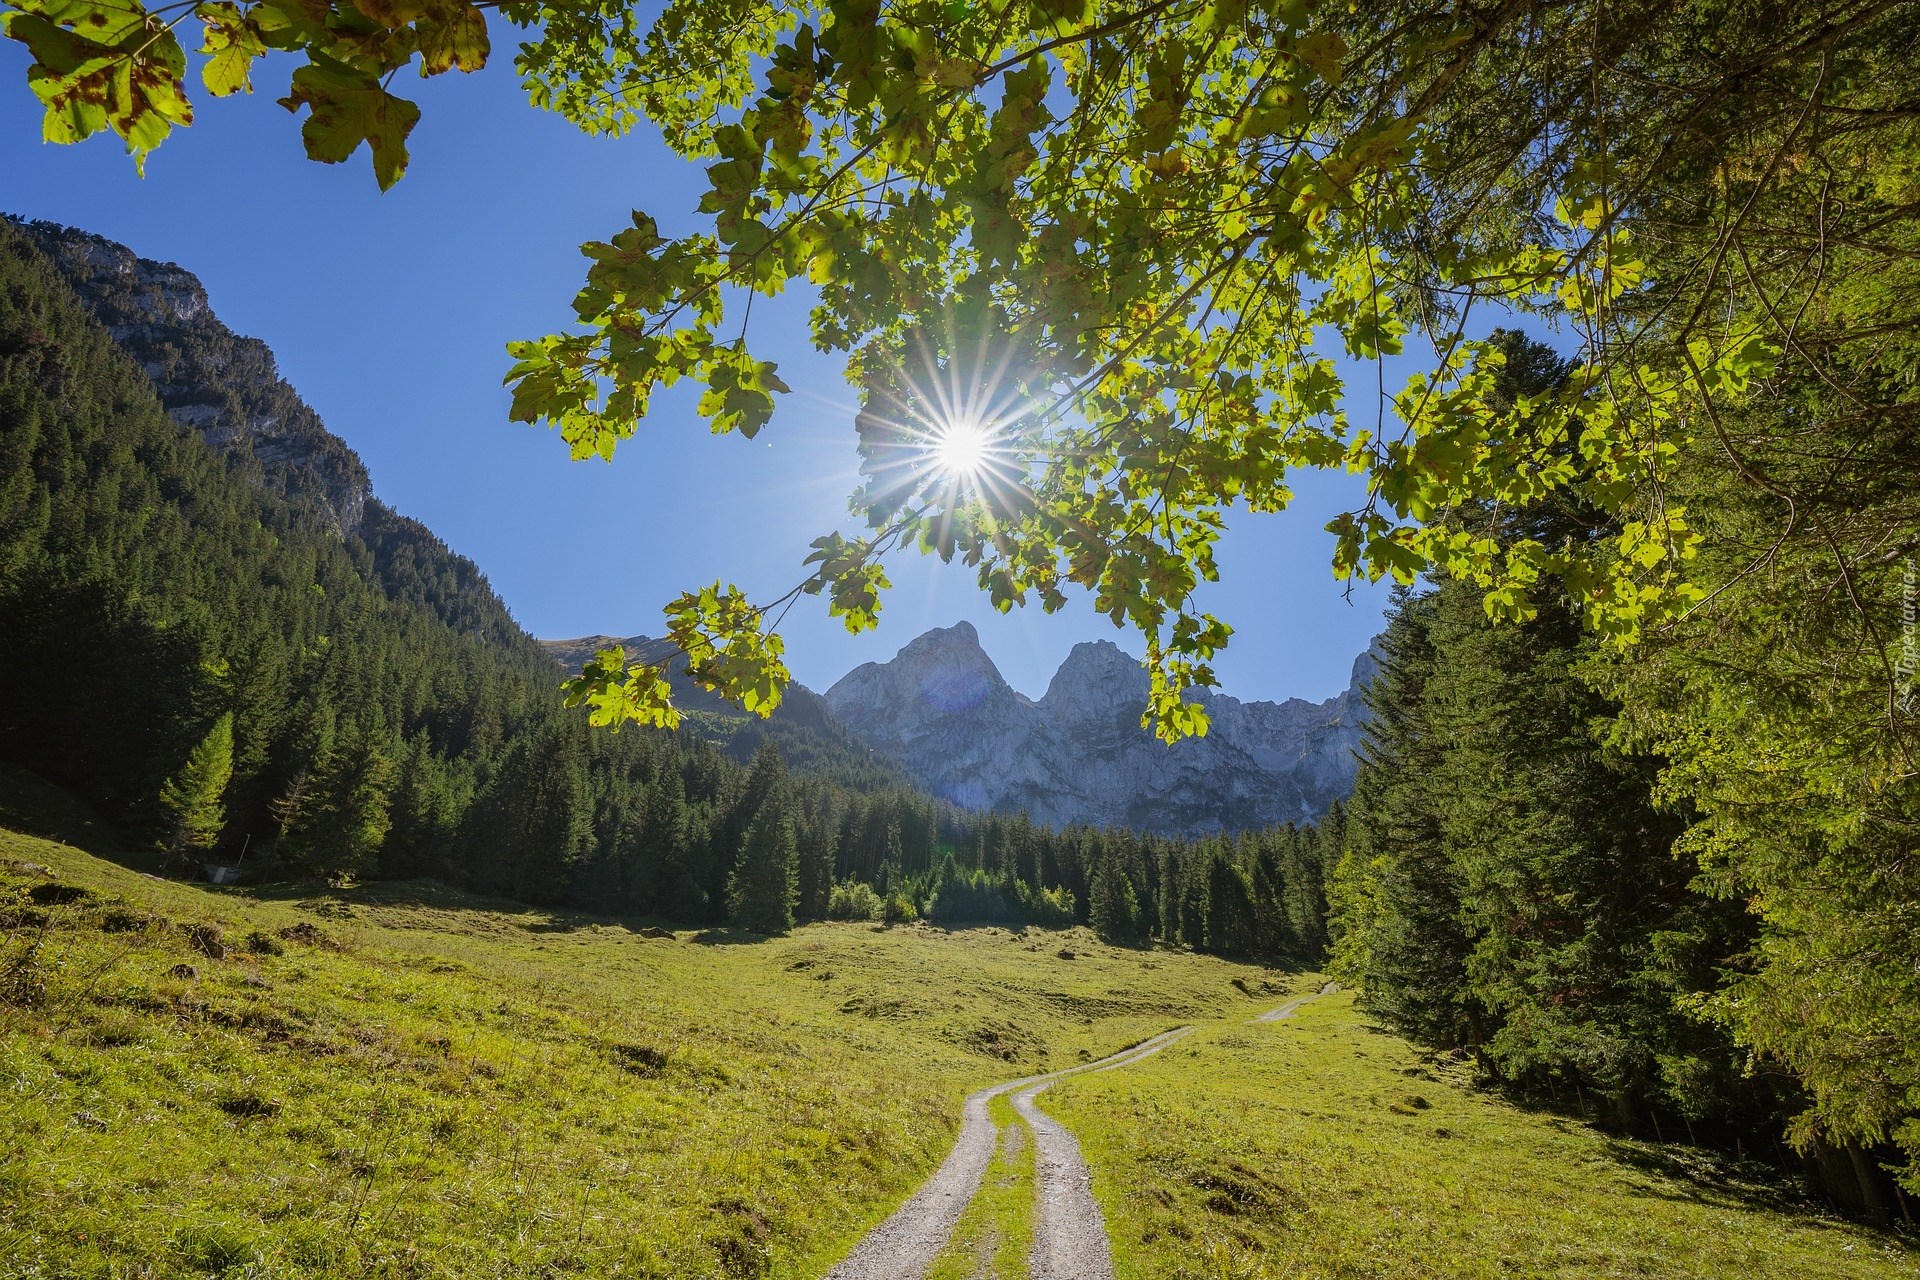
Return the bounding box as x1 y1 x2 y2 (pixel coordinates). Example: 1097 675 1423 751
1048 995 1916 1279
0 822 1286 1279
0 810 1911 1279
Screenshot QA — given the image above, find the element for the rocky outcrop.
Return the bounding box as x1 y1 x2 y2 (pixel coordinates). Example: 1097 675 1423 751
16 218 371 534
826 622 1378 833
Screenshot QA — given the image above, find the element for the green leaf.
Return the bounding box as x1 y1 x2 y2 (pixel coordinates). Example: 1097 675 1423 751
278 55 421 190
4 0 192 168
197 3 267 97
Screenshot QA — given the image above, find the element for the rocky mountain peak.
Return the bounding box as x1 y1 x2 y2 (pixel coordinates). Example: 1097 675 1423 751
826 623 1378 833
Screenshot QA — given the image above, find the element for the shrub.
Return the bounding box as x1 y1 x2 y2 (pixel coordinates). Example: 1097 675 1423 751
826 881 882 921
1020 883 1078 929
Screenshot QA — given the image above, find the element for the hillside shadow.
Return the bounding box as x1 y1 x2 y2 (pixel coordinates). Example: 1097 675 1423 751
1346 1008 1907 1235
0 760 152 871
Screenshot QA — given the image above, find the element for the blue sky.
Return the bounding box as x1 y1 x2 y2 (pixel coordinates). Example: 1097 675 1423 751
1 46 1405 703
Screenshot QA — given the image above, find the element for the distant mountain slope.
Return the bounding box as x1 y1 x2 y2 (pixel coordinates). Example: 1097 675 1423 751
826 622 1376 833
15 218 544 664
20 219 372 536
0 217 559 854
543 635 915 788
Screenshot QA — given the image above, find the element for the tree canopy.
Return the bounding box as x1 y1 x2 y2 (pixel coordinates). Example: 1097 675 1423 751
14 0 1907 738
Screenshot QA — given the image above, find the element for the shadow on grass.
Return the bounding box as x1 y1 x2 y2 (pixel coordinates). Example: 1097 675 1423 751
225 875 709 941
689 926 775 945
1345 1007 1905 1236
1592 1139 1836 1218
0 760 150 871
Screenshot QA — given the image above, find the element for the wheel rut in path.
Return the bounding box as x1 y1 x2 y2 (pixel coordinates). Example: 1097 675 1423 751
821 1027 1193 1280
1017 982 1336 1278
824 981 1337 1280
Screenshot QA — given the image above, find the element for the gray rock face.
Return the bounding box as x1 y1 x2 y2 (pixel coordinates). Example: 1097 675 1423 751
18 219 372 535
826 622 1379 833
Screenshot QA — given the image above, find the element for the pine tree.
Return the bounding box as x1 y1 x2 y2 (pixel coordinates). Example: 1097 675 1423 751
159 712 234 866
727 795 798 935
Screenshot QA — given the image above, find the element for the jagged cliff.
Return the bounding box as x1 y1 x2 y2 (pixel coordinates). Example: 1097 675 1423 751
17 219 371 535
825 622 1376 833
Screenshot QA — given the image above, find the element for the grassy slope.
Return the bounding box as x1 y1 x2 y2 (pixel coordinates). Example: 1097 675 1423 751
1047 995 1916 1279
0 825 1286 1279
1 819 1911 1280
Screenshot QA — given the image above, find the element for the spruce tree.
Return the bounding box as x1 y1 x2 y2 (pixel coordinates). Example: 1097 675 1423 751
159 712 234 866
727 797 798 935
281 715 398 880
1330 586 1481 1045
1089 849 1128 943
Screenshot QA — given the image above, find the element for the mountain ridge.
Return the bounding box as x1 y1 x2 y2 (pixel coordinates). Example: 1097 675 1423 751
824 621 1375 833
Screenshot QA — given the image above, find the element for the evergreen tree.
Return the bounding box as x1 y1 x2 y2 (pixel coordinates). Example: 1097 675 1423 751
638 763 689 913
1330 586 1481 1045
282 720 396 879
1089 848 1133 944
728 795 798 935
1202 849 1254 954
158 712 233 866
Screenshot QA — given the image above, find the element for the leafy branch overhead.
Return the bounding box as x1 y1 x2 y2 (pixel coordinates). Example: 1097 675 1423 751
512 0 1782 740
6 0 1860 742
2 0 498 184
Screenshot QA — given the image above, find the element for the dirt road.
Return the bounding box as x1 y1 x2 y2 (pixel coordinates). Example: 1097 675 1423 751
821 1027 1193 1280
824 982 1335 1279
1256 981 1338 1022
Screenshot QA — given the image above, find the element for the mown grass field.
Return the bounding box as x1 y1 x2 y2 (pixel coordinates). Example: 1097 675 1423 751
1 811 1912 1280
0 824 1286 1279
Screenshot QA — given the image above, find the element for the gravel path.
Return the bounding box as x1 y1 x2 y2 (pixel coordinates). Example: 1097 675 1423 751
825 983 1337 1280
822 1027 1192 1280
1256 981 1339 1022
1015 1026 1196 1279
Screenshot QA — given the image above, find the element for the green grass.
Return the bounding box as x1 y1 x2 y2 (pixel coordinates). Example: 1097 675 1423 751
2 820 1912 1280
1045 992 1918 1279
0 825 1284 1279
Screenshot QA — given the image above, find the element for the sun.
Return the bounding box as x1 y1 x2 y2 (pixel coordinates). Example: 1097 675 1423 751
930 416 993 479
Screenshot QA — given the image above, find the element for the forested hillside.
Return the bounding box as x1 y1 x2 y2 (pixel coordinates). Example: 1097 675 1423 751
0 218 1336 950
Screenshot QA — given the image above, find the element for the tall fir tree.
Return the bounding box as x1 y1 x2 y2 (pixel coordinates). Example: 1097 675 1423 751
158 712 234 866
